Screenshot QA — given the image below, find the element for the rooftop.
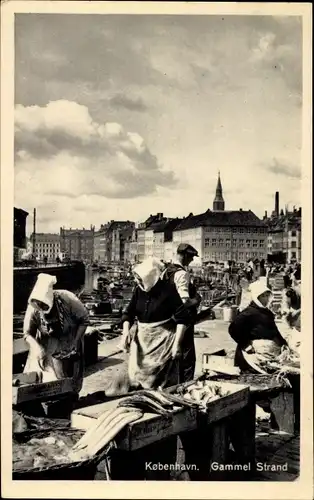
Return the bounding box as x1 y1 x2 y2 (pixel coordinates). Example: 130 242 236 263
174 209 266 231
153 218 183 234
30 232 60 239
266 209 301 232
107 220 135 231
139 213 165 229
14 207 29 217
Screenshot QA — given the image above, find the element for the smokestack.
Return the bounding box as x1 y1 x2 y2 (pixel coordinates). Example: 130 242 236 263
32 208 36 255
275 192 279 217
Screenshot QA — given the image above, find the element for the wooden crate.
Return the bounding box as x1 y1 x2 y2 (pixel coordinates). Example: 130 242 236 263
166 379 250 425
13 372 39 385
12 377 75 405
71 397 198 451
202 354 240 376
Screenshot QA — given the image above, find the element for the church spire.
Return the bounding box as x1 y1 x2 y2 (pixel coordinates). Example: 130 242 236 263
213 171 225 211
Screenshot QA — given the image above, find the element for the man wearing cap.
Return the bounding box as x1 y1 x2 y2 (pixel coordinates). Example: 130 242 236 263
164 243 201 383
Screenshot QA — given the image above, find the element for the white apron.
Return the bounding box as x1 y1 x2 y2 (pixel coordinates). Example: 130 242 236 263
128 319 179 389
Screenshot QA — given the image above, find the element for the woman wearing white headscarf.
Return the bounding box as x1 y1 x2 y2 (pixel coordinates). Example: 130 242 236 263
228 279 288 372
23 274 89 394
120 257 191 389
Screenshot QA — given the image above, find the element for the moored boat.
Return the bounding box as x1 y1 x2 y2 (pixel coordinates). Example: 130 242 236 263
14 261 86 313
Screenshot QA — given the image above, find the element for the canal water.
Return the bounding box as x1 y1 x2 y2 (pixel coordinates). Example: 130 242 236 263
82 268 134 303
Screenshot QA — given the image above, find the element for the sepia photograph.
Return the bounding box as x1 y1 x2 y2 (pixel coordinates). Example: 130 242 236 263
1 2 312 499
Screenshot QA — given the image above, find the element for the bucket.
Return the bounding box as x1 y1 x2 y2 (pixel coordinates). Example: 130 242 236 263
223 306 237 322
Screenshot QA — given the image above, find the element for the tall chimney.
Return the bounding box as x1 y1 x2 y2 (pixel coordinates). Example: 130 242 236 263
275 192 279 217
32 208 36 255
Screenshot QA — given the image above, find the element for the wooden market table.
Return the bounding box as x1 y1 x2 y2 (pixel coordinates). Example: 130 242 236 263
208 373 300 437
71 381 255 481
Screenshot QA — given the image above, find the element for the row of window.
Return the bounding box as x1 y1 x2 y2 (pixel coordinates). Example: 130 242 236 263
268 230 299 240
204 238 265 248
36 243 60 248
204 251 266 260
37 252 59 256
272 242 299 250
65 244 92 248
203 227 267 234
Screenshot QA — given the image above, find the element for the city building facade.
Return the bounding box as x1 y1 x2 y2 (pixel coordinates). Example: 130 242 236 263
91 180 302 267
94 224 110 263
264 193 301 264
151 218 183 262
30 233 61 262
127 175 268 265
136 213 165 262
60 226 95 263
107 221 135 262
171 175 267 265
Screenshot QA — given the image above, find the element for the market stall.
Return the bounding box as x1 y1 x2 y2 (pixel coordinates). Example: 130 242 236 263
202 349 300 436
13 381 254 481
68 380 253 481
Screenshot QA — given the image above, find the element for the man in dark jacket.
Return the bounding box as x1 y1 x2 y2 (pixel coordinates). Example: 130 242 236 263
229 279 288 372
163 243 201 383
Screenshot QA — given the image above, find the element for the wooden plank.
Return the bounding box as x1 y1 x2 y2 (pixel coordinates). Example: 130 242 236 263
202 355 240 377
205 385 250 424
127 407 197 451
12 377 75 404
202 349 226 359
12 372 39 385
270 392 295 435
208 421 230 480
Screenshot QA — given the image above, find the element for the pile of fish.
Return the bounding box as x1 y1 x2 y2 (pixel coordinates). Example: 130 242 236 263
252 347 300 375
13 431 83 471
69 406 143 462
69 389 187 462
117 389 185 415
174 380 230 412
245 346 300 388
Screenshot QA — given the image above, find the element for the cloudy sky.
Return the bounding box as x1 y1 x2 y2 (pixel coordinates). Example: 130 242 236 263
14 14 302 234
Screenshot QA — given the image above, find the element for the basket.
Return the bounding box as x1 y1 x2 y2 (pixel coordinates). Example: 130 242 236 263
13 427 113 480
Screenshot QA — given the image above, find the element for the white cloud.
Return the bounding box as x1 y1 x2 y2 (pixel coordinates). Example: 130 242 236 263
15 100 176 204
251 32 276 62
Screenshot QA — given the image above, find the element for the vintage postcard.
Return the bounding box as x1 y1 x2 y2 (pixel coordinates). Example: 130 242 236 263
1 1 313 499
